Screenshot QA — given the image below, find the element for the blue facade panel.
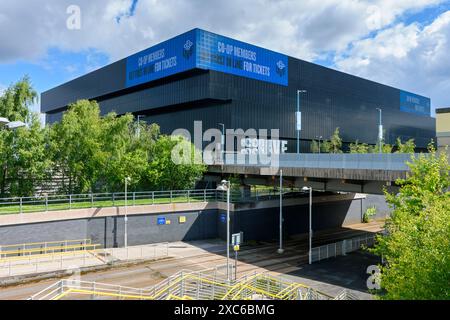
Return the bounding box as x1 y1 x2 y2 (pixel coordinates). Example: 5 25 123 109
126 29 289 88
400 90 431 116
126 29 197 88
196 29 288 86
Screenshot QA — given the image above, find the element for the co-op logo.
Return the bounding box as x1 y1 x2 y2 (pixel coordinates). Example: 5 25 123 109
183 40 194 59
276 60 286 77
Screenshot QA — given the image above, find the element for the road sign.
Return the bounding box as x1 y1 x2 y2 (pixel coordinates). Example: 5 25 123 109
232 232 243 246
157 217 166 225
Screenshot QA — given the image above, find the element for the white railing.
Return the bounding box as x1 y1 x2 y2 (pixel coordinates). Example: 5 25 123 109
311 233 376 263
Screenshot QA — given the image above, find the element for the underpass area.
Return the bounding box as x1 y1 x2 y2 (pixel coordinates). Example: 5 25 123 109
0 221 383 300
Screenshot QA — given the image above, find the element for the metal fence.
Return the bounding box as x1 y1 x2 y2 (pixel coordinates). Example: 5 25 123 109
0 188 303 215
311 233 376 263
215 152 419 171
0 243 169 278
28 267 345 300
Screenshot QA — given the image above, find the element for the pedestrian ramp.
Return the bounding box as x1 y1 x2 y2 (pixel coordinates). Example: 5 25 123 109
28 267 359 300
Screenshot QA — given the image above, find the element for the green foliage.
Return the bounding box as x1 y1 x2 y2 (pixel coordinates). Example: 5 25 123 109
350 140 370 154
319 128 342 153
329 127 343 153
0 77 49 197
363 206 377 223
146 135 206 190
369 142 393 154
0 77 208 197
371 144 450 299
395 138 416 154
0 75 37 122
51 100 106 193
310 140 320 153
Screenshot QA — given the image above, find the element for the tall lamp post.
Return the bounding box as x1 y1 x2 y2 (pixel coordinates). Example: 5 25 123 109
315 135 323 154
218 123 225 162
376 108 383 154
124 176 131 248
277 170 284 254
217 180 231 281
296 90 307 154
136 115 145 138
302 186 313 264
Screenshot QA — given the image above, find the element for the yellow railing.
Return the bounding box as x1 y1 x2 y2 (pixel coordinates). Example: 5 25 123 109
32 269 341 301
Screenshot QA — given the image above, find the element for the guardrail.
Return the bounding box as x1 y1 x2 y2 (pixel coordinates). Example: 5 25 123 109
311 233 376 263
29 266 352 300
0 188 303 215
0 242 170 278
212 152 419 171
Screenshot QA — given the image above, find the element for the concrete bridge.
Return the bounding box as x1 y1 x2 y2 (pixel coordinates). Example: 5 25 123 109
207 153 418 195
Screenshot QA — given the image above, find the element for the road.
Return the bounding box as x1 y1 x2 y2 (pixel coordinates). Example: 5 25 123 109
0 221 383 300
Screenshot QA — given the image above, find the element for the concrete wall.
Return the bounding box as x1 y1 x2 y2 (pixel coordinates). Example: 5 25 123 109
0 194 389 247
0 210 218 248
217 194 388 242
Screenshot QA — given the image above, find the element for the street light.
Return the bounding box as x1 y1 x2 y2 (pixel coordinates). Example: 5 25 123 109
218 123 225 162
302 186 313 264
296 90 307 154
216 179 231 281
278 169 284 254
124 176 131 248
376 108 383 154
0 117 10 126
0 117 26 130
315 136 323 154
136 115 145 138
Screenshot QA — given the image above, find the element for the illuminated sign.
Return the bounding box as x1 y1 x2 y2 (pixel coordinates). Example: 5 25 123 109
125 29 288 88
400 90 431 116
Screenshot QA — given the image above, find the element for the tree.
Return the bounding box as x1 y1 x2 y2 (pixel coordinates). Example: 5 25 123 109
51 100 106 193
100 112 159 192
0 77 48 197
4 114 52 196
350 140 370 154
0 75 37 122
329 127 343 153
146 135 206 190
310 140 320 153
371 144 450 299
395 138 416 154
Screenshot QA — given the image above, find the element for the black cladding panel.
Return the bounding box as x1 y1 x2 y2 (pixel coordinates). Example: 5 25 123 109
42 48 435 149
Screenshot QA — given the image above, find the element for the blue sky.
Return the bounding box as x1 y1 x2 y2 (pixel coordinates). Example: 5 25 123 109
1 0 450 115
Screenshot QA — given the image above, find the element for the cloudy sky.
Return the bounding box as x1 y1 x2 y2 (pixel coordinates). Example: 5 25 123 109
0 0 449 115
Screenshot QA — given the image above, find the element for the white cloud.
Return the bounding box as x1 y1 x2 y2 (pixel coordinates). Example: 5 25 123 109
0 0 446 62
0 0 449 110
335 10 450 112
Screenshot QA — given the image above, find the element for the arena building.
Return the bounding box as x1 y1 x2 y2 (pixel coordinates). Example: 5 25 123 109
41 28 435 152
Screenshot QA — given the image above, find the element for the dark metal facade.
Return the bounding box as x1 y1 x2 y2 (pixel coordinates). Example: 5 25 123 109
42 48 436 151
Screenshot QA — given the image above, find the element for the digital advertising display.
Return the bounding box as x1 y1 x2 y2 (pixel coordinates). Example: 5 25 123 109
400 90 431 116
126 29 289 88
